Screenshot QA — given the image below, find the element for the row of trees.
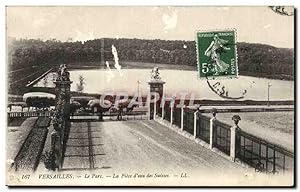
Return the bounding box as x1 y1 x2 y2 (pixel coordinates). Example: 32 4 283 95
237 42 294 78
8 37 294 80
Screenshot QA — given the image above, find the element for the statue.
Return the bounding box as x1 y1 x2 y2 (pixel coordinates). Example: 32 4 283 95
56 64 63 80
151 67 161 80
57 64 70 81
232 115 241 126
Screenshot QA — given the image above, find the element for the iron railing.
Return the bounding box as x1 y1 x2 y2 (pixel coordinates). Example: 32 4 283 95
196 114 211 144
213 120 231 156
236 129 294 173
164 106 171 121
8 111 53 118
155 104 294 174
157 103 162 117
183 110 194 135
102 111 148 121
173 107 181 128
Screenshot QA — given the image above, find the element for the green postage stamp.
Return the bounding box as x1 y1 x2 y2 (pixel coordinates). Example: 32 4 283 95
196 29 238 79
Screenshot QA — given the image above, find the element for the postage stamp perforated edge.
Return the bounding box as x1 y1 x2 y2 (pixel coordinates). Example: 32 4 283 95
195 28 239 80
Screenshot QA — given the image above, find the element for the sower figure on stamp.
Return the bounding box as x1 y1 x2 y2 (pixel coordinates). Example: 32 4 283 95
204 34 231 74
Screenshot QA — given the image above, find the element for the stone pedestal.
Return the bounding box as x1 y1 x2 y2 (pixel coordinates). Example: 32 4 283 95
148 79 165 120
52 80 72 169
54 81 72 118
230 115 241 162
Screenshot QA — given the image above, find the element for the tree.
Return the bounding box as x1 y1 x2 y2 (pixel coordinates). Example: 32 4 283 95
76 75 85 93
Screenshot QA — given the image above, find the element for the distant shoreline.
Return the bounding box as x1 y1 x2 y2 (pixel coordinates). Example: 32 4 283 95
66 61 294 81
67 61 196 71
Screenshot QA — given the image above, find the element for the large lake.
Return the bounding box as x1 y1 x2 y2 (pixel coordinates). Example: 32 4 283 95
34 69 294 101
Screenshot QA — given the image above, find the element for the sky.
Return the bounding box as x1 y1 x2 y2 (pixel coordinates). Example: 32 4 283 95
6 6 294 48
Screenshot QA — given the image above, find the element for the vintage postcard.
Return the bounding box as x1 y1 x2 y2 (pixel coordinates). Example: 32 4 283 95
5 6 295 187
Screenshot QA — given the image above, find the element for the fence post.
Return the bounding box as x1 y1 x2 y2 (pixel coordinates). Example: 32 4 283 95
230 115 241 162
181 106 185 131
193 110 199 139
161 100 165 120
153 94 157 120
170 96 176 125
230 126 237 161
170 106 173 125
209 117 215 149
209 110 217 149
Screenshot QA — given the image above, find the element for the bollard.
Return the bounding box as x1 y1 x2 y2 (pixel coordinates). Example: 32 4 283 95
230 115 241 161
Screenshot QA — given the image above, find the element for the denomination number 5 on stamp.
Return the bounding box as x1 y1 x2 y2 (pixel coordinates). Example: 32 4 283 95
196 29 238 79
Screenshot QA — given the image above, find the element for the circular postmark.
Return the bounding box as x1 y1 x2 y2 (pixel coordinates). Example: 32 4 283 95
205 75 256 100
269 6 294 16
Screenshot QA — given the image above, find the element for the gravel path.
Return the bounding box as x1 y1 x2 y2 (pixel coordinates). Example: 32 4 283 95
62 120 245 174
